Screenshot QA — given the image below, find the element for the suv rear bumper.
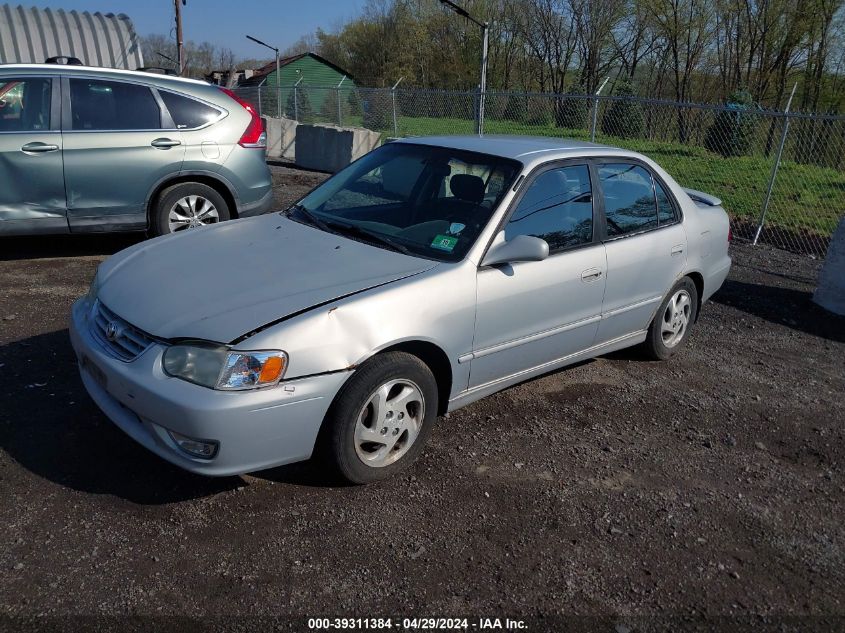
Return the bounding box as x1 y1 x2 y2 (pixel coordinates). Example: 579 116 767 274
238 186 274 217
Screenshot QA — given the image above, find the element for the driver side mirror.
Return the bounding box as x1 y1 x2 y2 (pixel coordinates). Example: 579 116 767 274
481 234 549 267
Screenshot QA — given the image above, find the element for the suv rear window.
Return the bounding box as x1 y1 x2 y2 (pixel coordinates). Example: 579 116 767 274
69 79 161 131
160 91 221 129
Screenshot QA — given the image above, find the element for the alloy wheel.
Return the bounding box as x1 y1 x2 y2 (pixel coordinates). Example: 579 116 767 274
168 195 220 232
353 379 425 468
661 288 692 348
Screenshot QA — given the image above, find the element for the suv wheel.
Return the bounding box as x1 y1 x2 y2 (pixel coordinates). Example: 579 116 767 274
151 182 230 236
321 352 438 484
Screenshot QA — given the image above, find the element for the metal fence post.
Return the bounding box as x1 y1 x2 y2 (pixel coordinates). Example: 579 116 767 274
591 77 610 142
336 76 347 127
473 90 480 134
391 77 404 137
257 86 262 118
293 77 303 121
754 83 798 245
337 87 342 126
392 89 398 137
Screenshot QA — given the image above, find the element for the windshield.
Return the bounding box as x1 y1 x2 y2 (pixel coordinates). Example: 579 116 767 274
292 143 521 261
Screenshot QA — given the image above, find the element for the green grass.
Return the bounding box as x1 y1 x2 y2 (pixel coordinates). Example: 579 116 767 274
336 114 845 239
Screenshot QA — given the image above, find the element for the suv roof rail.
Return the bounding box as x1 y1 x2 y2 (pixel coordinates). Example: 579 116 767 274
45 56 84 65
136 66 178 76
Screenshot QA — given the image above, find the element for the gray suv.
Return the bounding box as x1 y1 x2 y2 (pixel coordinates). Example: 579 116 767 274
0 64 273 237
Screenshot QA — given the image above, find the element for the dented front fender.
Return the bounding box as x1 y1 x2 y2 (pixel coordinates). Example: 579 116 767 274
234 262 478 400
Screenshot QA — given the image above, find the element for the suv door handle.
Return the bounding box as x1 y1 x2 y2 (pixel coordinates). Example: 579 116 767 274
581 268 603 282
21 142 59 153
151 138 181 149
671 245 685 256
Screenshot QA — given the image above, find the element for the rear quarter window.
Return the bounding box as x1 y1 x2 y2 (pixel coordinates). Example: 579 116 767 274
160 91 221 129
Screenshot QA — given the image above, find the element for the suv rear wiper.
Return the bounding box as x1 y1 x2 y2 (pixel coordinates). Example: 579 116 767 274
324 221 414 257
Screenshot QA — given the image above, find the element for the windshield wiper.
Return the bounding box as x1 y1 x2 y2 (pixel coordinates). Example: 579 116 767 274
286 206 414 256
286 204 334 234
323 220 414 256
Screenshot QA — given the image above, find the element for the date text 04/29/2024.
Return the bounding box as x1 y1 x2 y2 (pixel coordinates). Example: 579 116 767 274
307 617 528 630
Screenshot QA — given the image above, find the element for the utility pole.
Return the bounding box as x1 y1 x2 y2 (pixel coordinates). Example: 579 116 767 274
174 0 185 75
438 0 488 136
478 22 488 135
246 35 281 118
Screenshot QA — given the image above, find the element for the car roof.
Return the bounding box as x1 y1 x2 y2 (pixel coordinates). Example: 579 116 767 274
0 63 209 88
394 135 631 161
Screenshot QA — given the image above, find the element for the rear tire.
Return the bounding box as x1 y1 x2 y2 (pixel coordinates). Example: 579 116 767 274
320 352 438 484
150 182 230 237
643 276 699 360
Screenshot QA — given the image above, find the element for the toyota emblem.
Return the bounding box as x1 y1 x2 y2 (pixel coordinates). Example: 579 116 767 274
105 321 119 341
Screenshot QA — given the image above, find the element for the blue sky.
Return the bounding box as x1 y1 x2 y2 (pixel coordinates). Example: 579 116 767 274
16 1 368 57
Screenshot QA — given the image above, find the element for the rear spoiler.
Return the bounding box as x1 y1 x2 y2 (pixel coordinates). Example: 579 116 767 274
683 188 722 207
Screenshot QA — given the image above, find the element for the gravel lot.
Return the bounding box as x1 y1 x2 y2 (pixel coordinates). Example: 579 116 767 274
1 165 843 630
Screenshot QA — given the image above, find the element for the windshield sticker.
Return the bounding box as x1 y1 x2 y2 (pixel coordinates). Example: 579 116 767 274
431 234 459 252
448 222 466 235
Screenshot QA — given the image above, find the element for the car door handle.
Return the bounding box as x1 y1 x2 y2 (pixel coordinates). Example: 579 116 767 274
151 138 181 149
21 142 59 153
581 268 603 282
671 245 685 256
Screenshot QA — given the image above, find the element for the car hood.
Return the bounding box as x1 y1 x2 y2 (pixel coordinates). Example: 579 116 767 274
97 214 438 342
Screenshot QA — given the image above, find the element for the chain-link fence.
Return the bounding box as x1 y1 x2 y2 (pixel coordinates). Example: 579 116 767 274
235 84 845 258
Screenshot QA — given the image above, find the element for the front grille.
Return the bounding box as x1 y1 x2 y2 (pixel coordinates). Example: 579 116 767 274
89 299 155 362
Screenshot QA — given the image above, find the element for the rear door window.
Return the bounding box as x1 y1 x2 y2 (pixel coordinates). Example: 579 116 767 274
160 91 221 129
69 78 161 131
0 78 51 131
597 163 658 237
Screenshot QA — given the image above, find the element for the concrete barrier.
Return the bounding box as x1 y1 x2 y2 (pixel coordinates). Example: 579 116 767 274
294 123 380 173
813 216 845 315
262 116 298 160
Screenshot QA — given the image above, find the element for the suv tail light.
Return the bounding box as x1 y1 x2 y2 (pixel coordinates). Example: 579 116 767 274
219 87 266 149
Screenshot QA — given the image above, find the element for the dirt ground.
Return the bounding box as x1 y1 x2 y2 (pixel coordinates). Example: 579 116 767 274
0 165 843 631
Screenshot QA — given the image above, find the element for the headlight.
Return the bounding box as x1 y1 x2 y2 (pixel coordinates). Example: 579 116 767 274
162 344 288 390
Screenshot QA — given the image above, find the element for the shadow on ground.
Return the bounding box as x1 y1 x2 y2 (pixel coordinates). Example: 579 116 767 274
0 233 144 261
713 279 845 343
0 329 243 504
0 329 344 503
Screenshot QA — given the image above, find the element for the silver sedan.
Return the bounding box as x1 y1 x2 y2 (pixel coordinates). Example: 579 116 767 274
69 136 731 483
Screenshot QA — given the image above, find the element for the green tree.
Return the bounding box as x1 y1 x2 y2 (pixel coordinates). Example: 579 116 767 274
555 82 590 129
347 89 363 117
704 89 758 156
319 91 342 124
600 77 645 138
362 90 394 131
287 87 314 123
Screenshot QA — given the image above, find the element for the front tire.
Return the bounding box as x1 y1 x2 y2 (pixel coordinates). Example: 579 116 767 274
321 352 438 484
643 277 699 360
151 182 230 237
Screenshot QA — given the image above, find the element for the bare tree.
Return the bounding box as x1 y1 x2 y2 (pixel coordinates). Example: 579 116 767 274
645 0 713 139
